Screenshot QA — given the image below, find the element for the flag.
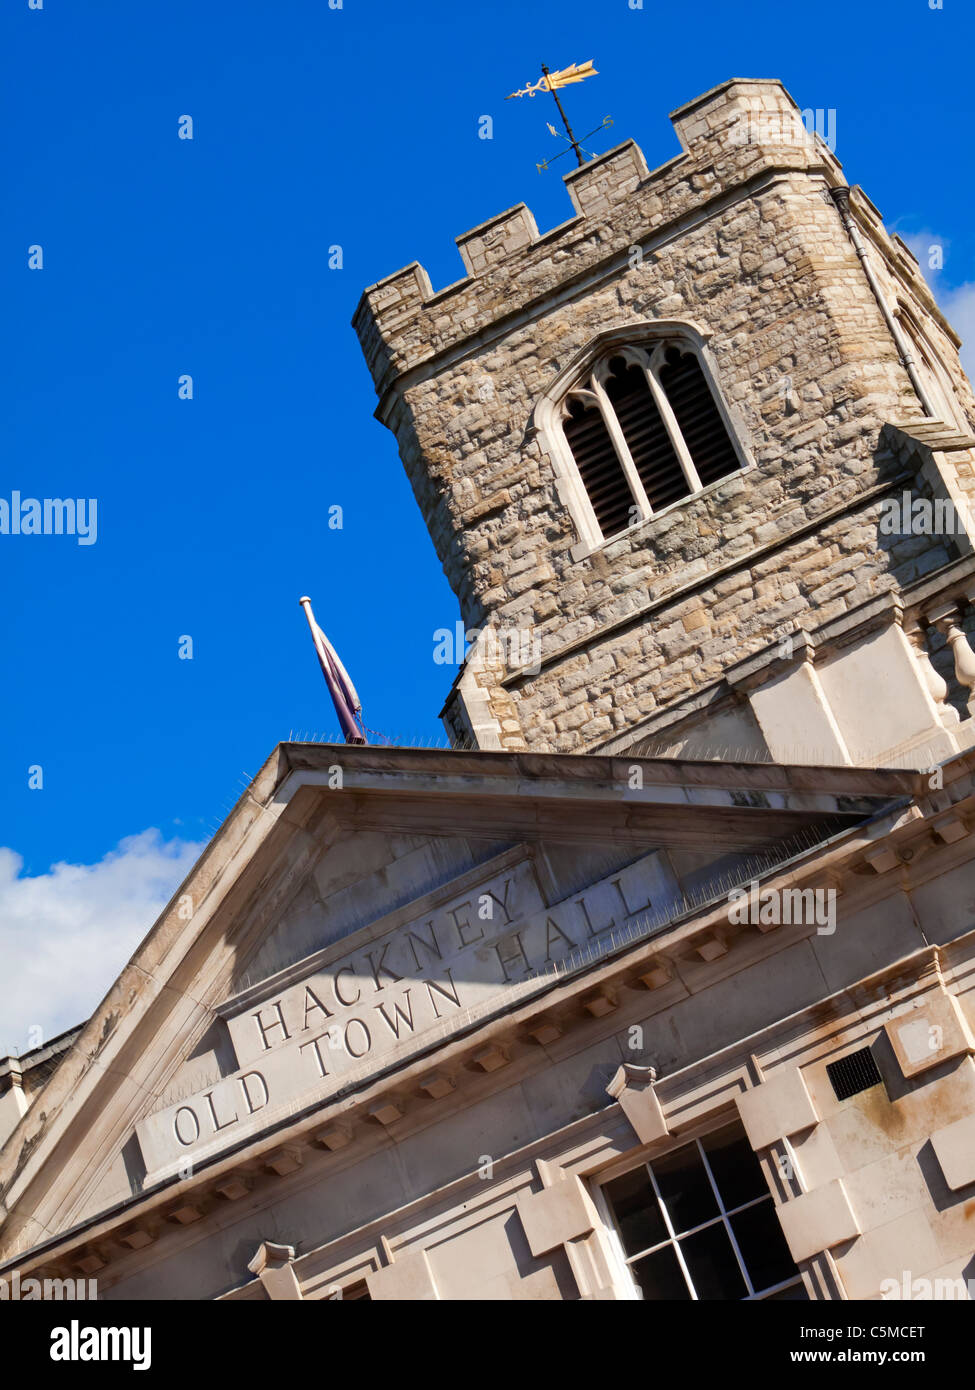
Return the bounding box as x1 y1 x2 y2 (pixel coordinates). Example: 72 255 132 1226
506 61 597 100
299 596 366 745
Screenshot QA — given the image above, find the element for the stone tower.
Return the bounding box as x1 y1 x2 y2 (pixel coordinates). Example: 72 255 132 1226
354 78 975 767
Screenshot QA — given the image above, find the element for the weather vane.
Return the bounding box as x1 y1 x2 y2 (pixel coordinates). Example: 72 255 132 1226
506 60 612 171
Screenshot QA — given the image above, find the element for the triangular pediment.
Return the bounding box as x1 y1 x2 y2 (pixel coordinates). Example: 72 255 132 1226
0 743 919 1260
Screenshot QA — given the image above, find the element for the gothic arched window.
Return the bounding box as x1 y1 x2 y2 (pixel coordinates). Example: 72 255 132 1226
896 303 972 434
557 342 744 544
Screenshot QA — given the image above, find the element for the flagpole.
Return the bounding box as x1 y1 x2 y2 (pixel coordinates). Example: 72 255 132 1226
542 64 584 166
299 595 329 668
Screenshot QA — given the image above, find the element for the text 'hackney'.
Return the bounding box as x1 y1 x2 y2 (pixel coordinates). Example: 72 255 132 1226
136 849 675 1174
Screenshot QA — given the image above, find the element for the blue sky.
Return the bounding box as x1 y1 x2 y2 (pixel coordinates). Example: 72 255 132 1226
2 0 973 1045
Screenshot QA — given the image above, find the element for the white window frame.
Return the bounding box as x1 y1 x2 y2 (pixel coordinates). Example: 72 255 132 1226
594 1125 806 1302
535 322 753 556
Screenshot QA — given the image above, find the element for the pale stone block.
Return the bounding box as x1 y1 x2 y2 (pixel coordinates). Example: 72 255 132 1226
843 1149 931 1231
583 992 616 1017
932 814 969 844
606 1063 669 1145
834 1210 942 1301
264 1148 303 1176
930 1113 975 1190
885 993 975 1079
119 1229 155 1251
456 206 539 277
790 1122 845 1190
248 1241 302 1301
748 662 850 766
419 1072 455 1099
694 934 728 961
777 1179 860 1263
516 1175 597 1257
527 1022 561 1045
864 844 900 874
426 1210 535 1298
168 1204 202 1225
563 140 650 217
818 625 943 765
315 1124 352 1151
736 1066 819 1151
825 1055 975 1171
360 262 431 320
638 961 673 990
215 1177 251 1201
368 1101 403 1126
473 1045 508 1072
366 1249 438 1301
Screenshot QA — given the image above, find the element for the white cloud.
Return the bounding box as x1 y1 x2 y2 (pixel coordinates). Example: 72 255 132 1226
0 830 204 1057
942 283 975 383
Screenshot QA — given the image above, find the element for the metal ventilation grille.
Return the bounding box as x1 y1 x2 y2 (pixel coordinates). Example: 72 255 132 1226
658 348 741 487
826 1047 883 1102
606 359 688 511
563 397 633 538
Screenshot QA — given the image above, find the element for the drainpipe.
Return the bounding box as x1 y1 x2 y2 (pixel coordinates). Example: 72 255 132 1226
829 186 938 419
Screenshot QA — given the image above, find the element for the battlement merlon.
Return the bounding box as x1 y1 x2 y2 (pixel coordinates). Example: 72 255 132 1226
352 78 857 403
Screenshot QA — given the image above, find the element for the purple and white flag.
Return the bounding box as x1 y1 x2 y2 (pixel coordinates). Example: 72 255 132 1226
299 596 366 745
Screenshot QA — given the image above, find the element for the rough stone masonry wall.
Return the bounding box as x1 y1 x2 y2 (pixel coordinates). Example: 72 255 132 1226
354 80 975 753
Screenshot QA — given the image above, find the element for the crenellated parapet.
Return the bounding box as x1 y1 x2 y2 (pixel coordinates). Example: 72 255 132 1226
352 78 846 406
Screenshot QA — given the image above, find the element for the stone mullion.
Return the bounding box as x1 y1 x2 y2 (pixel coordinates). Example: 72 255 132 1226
646 349 704 496
589 377 653 523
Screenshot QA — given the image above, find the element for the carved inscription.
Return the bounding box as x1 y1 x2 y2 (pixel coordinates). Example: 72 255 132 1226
135 850 678 1174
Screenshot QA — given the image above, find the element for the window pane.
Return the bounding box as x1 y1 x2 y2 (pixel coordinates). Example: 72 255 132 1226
702 1123 768 1210
652 1142 718 1233
658 347 740 487
630 1244 691 1300
731 1200 801 1295
762 1280 809 1301
604 357 688 511
679 1223 747 1300
603 1166 667 1255
563 396 634 537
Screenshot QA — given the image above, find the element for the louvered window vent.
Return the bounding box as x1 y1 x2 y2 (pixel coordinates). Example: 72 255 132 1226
560 343 742 542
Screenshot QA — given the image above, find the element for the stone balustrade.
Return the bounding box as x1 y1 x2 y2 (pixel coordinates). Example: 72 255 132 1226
922 597 975 721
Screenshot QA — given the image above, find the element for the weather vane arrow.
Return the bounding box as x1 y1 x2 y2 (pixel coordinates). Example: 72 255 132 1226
506 60 599 168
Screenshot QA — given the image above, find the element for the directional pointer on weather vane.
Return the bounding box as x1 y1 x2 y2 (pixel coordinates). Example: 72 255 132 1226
505 60 612 171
